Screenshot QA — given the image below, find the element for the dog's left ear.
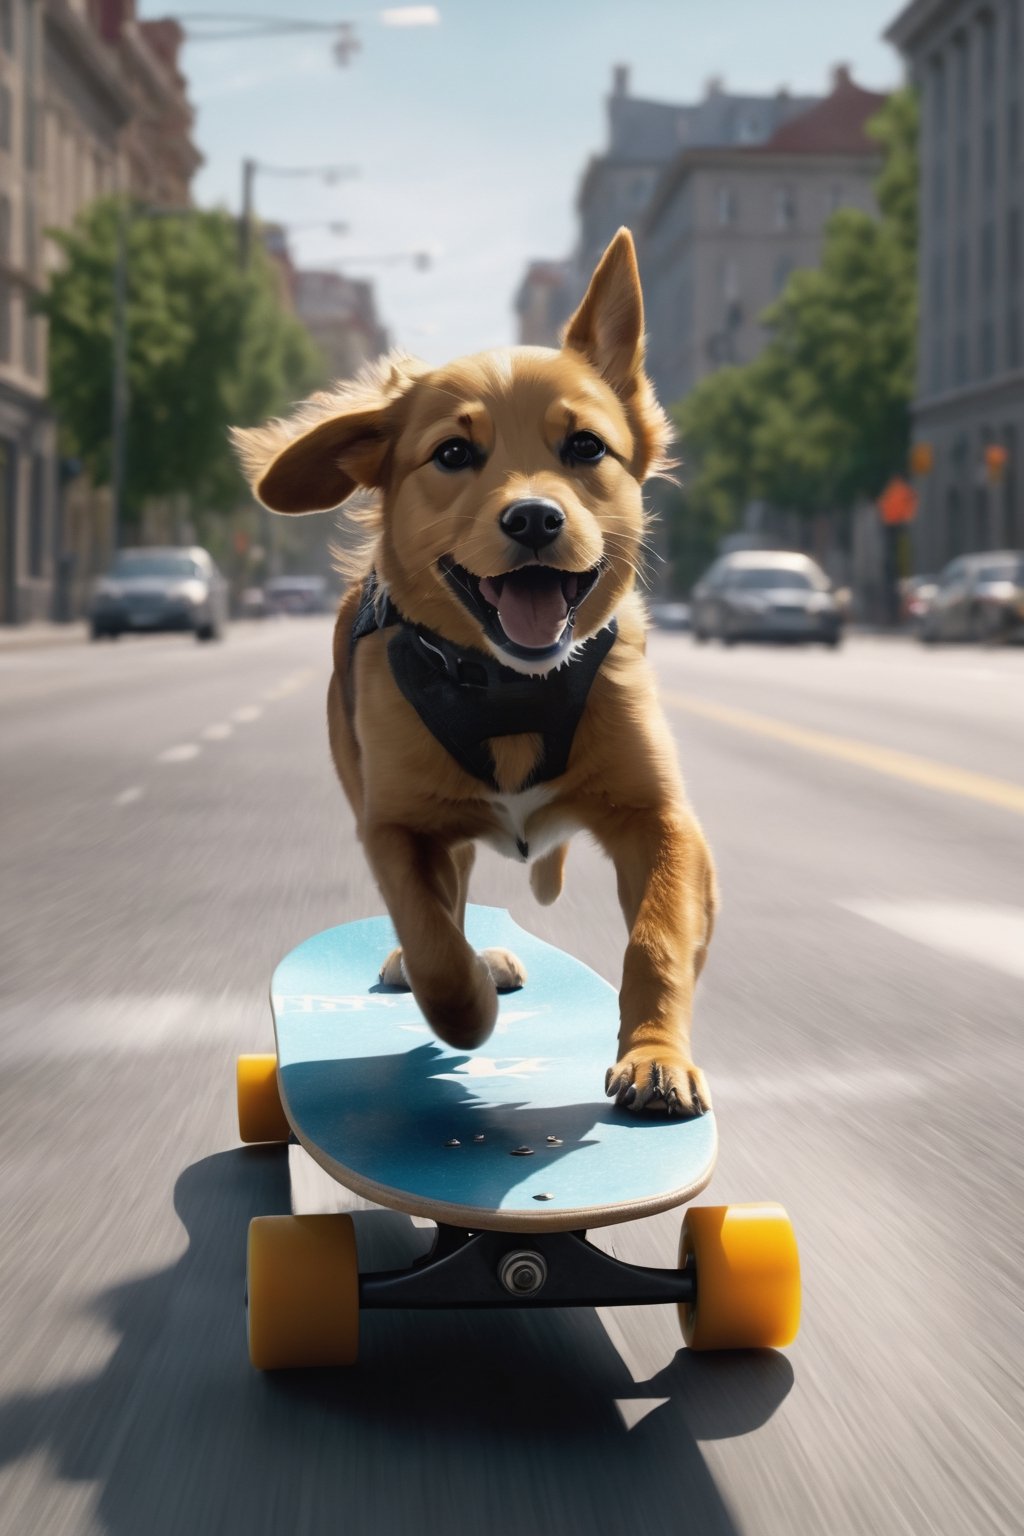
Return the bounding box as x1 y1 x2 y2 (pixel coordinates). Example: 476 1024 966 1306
562 227 645 398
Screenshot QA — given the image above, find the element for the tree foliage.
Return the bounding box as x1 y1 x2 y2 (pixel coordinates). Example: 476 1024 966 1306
37 199 323 519
673 87 919 535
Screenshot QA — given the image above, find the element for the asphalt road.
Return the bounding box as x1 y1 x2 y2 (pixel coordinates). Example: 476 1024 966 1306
1 619 1021 1536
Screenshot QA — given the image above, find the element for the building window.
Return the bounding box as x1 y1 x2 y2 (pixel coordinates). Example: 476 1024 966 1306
931 53 947 137
954 332 968 386
980 318 995 378
716 185 737 226
719 257 739 302
773 253 796 296
827 184 845 215
0 83 11 153
0 280 9 363
28 453 44 578
774 185 796 231
23 309 37 376
0 0 12 55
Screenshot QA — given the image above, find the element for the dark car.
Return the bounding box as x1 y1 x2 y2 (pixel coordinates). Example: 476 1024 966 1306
691 552 842 647
918 551 1024 644
263 575 330 615
90 546 228 641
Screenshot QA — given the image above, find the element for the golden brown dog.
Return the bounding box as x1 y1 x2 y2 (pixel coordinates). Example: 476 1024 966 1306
234 228 716 1116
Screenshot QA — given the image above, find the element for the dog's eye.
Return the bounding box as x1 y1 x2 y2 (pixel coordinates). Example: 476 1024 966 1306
564 431 606 464
433 438 477 472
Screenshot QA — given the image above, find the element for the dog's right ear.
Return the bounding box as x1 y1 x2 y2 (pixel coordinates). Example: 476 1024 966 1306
231 353 426 514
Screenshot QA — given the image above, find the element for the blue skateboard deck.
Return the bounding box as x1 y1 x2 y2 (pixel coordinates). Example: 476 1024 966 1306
271 905 717 1233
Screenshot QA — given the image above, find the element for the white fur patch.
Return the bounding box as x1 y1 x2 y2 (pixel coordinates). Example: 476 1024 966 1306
481 784 576 863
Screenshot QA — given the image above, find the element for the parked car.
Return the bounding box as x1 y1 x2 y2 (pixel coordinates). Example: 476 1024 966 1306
263 575 330 615
690 551 843 647
919 551 1024 644
90 546 228 641
899 573 938 630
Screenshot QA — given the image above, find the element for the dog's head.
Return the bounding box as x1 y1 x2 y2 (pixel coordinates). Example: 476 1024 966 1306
233 229 671 674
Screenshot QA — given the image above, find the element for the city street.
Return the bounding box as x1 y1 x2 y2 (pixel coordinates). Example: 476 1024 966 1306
0 618 1021 1536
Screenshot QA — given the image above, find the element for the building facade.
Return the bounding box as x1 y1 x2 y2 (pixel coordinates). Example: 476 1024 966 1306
887 0 1024 570
641 68 887 411
0 0 200 625
515 66 819 348
294 269 387 383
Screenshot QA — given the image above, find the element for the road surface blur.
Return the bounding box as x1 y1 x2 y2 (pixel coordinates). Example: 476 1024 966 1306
1 621 1021 1536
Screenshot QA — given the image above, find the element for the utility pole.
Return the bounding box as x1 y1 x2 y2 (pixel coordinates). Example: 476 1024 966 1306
240 156 257 269
110 202 129 556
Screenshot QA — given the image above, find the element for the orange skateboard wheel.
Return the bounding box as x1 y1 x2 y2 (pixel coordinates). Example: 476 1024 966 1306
679 1203 801 1350
237 1054 290 1144
247 1214 359 1369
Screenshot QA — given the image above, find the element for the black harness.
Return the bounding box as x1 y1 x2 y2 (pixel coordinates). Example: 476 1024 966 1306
350 573 617 792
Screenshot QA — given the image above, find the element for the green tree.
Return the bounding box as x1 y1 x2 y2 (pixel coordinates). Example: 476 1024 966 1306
673 87 919 541
37 199 323 525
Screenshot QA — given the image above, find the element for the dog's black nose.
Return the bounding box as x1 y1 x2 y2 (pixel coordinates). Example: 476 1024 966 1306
499 499 566 551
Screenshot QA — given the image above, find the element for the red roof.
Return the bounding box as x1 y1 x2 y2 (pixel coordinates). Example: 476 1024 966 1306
755 67 888 155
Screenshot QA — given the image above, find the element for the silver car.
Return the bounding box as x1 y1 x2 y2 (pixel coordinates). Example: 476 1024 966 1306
90 546 228 642
691 552 843 647
918 551 1024 644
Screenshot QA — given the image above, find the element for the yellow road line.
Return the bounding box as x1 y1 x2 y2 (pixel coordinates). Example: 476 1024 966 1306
662 690 1024 819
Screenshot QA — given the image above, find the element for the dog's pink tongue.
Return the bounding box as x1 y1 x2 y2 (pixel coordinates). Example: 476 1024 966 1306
480 573 569 649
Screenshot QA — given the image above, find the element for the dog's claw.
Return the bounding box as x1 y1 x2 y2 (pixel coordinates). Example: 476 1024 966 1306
606 1051 711 1118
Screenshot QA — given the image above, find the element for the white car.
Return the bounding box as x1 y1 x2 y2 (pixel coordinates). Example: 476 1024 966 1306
90 546 229 642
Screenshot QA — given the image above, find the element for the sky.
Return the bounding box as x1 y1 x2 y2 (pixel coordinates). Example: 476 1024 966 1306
141 0 908 366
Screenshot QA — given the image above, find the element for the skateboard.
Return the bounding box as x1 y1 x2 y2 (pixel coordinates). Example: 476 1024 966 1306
237 905 801 1370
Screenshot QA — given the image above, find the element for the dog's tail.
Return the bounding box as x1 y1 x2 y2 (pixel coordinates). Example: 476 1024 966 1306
530 843 569 907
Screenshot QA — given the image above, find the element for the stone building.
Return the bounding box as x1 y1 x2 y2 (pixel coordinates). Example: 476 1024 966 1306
513 260 572 347
886 0 1024 569
294 269 387 383
0 0 200 625
516 65 817 348
640 67 887 412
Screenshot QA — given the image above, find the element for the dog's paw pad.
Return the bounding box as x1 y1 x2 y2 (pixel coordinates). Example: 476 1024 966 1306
479 947 526 992
605 1052 711 1118
378 948 410 989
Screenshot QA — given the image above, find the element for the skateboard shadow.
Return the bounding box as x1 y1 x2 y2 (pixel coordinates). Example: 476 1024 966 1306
282 1041 706 1217
0 1150 792 1536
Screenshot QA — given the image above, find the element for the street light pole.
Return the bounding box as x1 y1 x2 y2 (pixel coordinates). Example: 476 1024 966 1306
239 161 358 269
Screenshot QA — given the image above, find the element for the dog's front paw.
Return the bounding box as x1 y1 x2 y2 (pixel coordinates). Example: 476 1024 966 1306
378 948 410 988
479 947 526 992
605 1050 711 1118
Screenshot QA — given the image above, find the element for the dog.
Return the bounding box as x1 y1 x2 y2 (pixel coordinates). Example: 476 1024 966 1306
233 228 716 1117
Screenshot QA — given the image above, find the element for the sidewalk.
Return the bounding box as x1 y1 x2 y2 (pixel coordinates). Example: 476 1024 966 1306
0 622 89 652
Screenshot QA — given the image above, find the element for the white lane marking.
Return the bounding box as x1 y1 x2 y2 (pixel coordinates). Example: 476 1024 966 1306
263 668 316 702
840 900 1024 982
156 743 201 764
232 705 263 723
202 722 233 741
114 786 143 806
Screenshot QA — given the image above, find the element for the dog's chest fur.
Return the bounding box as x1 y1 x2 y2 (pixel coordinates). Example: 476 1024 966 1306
480 783 575 863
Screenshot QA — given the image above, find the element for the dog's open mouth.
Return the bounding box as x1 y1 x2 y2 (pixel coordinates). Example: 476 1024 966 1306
441 559 602 660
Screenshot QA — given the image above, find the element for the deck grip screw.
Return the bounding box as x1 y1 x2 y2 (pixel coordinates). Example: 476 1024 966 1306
445 1138 461 1148
546 1136 563 1146
473 1134 486 1143
511 1145 534 1156
533 1193 554 1201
